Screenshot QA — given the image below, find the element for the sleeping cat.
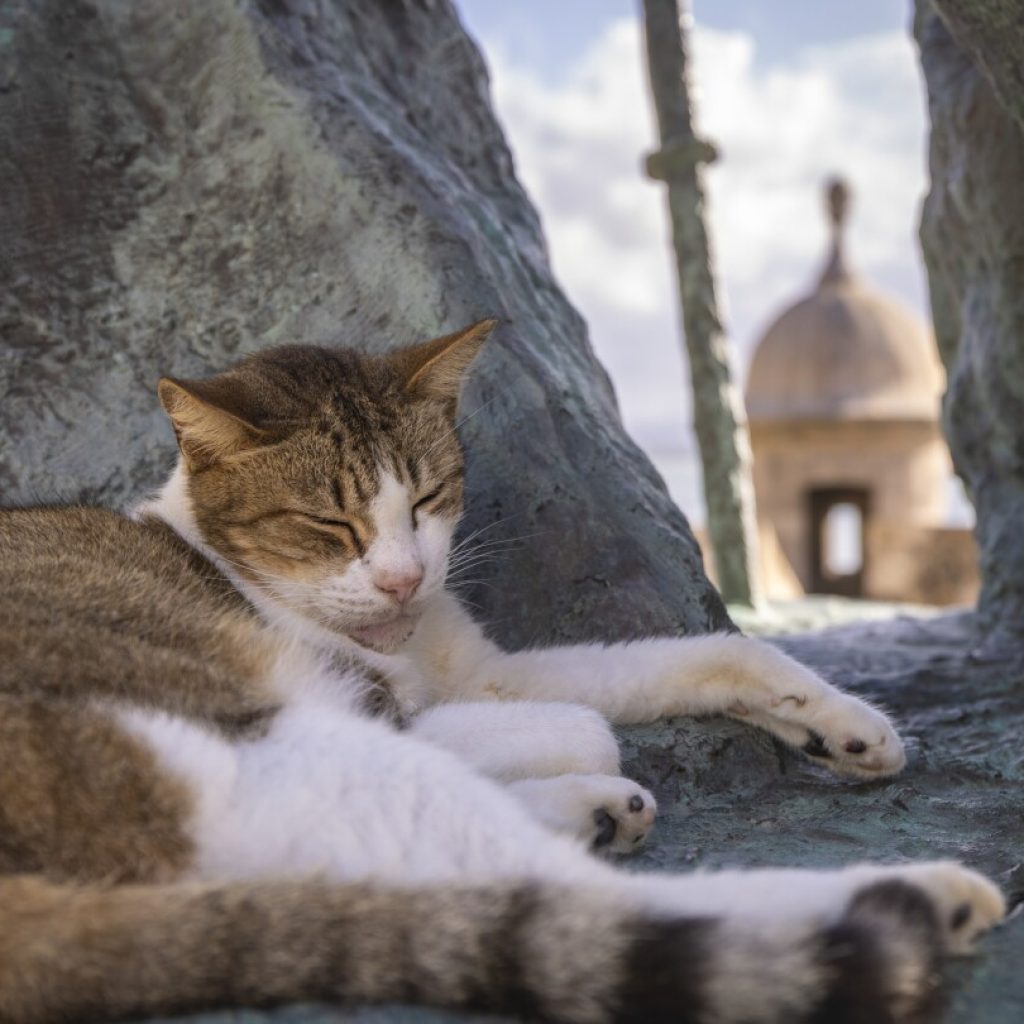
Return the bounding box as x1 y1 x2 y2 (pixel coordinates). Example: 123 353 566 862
0 318 1004 1023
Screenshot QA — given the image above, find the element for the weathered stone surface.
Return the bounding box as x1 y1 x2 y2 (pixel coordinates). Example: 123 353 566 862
0 0 728 646
914 1 1024 645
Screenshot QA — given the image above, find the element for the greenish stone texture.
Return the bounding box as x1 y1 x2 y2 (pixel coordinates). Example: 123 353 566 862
0 0 728 647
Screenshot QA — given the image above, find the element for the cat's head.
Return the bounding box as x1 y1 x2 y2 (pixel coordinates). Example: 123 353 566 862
157 319 495 653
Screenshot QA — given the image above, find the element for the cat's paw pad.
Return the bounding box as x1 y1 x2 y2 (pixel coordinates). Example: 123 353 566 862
798 693 906 778
588 779 657 855
895 862 1006 954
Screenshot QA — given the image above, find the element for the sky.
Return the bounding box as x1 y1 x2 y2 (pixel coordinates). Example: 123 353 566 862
453 1 934 522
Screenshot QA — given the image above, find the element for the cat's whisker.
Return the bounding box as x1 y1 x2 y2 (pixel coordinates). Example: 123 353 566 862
446 558 500 578
450 525 548 555
450 537 523 557
450 535 545 559
446 577 498 593
447 549 501 566
439 589 488 613
444 534 548 574
449 542 513 560
447 512 532 555
446 566 495 580
445 540 527 573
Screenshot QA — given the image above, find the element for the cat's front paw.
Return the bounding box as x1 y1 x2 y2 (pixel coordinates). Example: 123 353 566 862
742 691 905 778
796 690 905 778
729 650 906 779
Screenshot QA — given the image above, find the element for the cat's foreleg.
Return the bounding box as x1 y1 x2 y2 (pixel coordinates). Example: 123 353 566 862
413 594 905 779
479 635 904 778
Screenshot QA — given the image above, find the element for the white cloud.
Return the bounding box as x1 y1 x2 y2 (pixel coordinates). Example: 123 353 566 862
483 17 930 481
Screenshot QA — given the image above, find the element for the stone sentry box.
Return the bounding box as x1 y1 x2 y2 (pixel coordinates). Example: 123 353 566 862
743 179 977 606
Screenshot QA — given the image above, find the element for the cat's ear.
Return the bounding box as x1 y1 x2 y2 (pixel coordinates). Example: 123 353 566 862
158 376 270 469
394 318 497 403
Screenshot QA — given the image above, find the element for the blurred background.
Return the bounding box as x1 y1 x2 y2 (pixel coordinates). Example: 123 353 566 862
457 0 976 610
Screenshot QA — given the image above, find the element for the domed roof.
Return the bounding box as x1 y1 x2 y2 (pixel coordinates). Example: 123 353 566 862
745 179 944 423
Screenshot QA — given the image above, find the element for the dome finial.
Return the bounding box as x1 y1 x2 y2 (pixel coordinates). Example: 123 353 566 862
819 175 853 287
826 176 850 231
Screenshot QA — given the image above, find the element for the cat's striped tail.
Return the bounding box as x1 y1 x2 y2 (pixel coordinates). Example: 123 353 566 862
0 874 945 1023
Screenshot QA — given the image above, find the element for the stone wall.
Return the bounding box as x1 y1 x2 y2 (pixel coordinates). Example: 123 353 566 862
0 0 730 647
865 523 979 606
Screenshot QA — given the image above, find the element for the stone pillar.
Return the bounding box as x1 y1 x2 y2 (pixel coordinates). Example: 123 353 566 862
915 0 1024 645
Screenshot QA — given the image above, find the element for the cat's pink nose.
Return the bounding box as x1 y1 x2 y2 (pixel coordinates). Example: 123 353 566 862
373 568 423 606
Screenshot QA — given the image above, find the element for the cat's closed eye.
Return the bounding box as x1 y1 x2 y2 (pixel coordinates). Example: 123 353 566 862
412 486 444 523
301 514 364 554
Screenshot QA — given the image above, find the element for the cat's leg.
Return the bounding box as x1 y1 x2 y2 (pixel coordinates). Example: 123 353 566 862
410 701 656 852
411 594 905 779
410 700 622 780
499 635 905 779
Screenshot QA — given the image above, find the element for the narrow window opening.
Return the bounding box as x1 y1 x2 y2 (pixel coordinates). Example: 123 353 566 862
809 487 869 597
823 502 863 576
